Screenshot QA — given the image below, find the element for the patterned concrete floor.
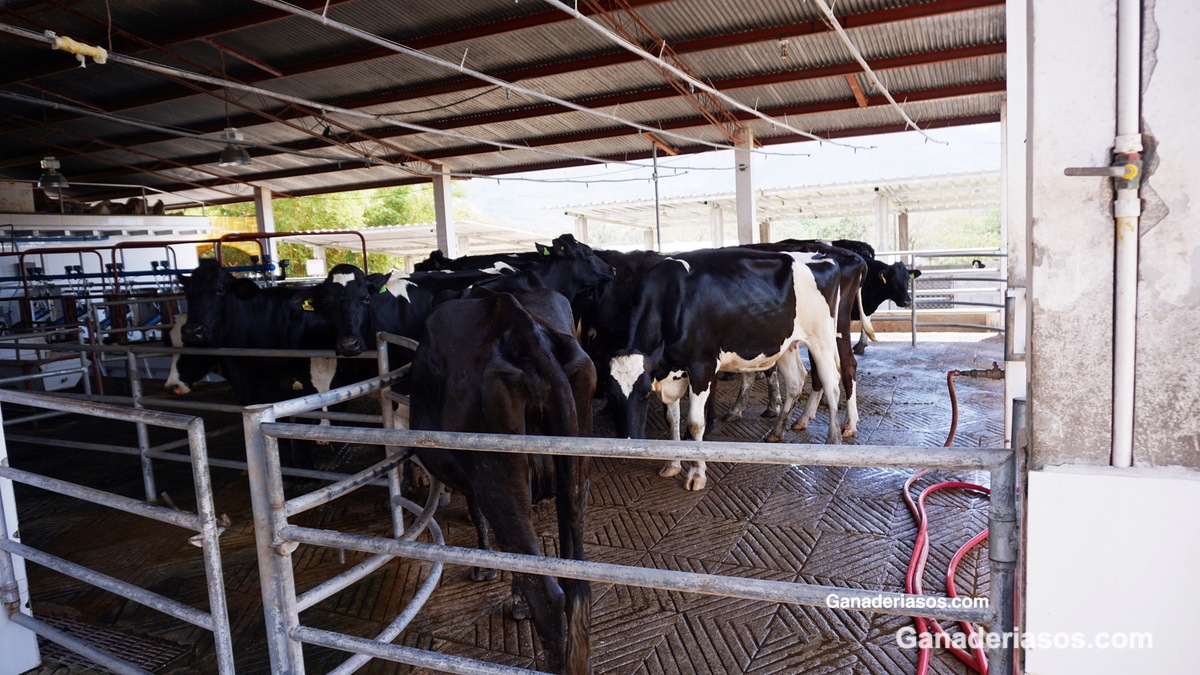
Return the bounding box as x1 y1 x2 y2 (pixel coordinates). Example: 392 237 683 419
7 334 1004 674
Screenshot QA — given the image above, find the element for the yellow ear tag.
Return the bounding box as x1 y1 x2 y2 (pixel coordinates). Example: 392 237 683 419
302 298 315 311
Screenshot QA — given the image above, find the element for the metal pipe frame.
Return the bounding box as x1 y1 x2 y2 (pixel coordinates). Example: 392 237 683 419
239 343 1018 674
7 612 149 675
0 390 235 673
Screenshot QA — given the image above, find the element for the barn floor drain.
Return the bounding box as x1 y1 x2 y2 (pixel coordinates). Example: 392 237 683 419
35 616 189 674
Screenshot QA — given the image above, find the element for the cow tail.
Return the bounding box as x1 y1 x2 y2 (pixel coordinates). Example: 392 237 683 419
555 449 591 675
857 287 878 342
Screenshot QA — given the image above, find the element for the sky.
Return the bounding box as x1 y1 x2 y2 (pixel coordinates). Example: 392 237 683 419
460 122 1002 234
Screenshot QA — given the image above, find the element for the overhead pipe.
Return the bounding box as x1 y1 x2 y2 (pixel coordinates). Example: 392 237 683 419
1112 0 1143 468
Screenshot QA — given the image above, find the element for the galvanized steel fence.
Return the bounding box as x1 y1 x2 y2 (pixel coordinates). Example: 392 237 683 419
239 332 1023 675
0 388 235 674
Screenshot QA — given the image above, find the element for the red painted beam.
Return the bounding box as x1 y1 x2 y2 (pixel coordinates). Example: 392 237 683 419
125 112 1000 208
52 45 1002 180
73 81 1003 189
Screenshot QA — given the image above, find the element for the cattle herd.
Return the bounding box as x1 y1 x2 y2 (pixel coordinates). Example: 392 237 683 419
167 234 919 674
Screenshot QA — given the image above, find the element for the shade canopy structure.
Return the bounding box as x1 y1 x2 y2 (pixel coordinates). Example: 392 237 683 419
284 220 552 261
560 170 1001 231
0 0 1004 208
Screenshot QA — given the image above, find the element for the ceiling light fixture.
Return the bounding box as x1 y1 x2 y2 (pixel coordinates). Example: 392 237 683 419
218 127 252 167
37 156 69 189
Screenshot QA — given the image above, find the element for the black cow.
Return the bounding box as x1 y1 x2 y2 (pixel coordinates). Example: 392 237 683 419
830 239 921 354
413 249 540 273
411 289 594 674
295 264 436 358
608 249 843 491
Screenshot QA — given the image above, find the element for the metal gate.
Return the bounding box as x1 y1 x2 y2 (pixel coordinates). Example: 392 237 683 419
241 333 1022 675
0 388 235 674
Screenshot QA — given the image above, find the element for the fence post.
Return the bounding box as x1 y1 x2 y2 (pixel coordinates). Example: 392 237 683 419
909 253 918 347
126 351 155 502
376 334 405 537
185 418 236 674
243 404 305 674
77 328 92 397
987 397 1025 673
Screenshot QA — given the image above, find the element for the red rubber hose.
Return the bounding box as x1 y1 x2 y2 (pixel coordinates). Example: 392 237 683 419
902 370 992 675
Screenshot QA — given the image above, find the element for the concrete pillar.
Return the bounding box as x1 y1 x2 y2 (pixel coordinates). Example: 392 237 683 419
758 219 772 244
734 129 756 245
874 192 890 253
253 186 278 266
456 235 470 257
897 211 910 251
432 165 456 257
403 256 414 273
709 203 724 248
643 229 656 251
573 215 589 243
306 245 327 277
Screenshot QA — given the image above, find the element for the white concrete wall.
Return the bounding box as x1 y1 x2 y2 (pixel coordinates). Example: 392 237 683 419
1026 0 1118 468
1021 1 1200 672
0 405 41 674
1025 467 1200 674
1131 0 1200 468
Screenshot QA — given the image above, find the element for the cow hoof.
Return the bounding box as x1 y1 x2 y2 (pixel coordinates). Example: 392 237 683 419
842 426 858 438
511 594 531 620
791 419 810 431
722 411 742 422
826 430 843 445
472 567 497 582
853 345 866 356
659 464 682 478
683 470 707 491
764 433 783 443
761 408 779 419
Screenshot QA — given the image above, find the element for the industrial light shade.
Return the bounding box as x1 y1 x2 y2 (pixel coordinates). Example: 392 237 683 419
37 156 69 189
218 127 252 167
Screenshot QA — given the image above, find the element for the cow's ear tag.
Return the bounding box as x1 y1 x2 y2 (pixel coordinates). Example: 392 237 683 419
909 272 915 279
378 285 388 294
543 248 551 256
291 380 304 391
880 273 887 285
301 298 315 311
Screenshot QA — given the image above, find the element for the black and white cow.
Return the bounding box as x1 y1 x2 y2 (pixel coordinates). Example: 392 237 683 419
295 264 436 358
412 249 540 273
731 240 875 437
466 234 614 306
608 248 843 491
162 312 219 395
830 239 921 354
411 289 594 674
578 249 667 390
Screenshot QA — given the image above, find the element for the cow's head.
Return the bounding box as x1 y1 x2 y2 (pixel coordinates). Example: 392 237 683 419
878 261 922 308
293 264 392 356
606 345 665 439
413 249 450 272
535 234 615 298
177 259 259 346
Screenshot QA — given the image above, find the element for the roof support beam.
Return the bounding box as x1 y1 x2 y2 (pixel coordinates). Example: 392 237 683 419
734 129 757 245
51 48 1003 183
432 165 456 258
2 0 1001 141
846 74 869 107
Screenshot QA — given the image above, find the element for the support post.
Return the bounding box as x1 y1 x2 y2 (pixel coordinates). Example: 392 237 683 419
734 129 756 245
874 192 890 252
0 405 41 673
306 246 327 278
243 405 304 673
573 215 589 244
709 203 724 247
758 219 771 244
643 229 656 251
126 351 155 502
253 187 278 269
898 211 910 251
432 165 456 258
456 235 470 257
988 396 1025 675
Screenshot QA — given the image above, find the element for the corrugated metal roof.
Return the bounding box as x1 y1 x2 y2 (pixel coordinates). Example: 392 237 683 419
0 0 1006 206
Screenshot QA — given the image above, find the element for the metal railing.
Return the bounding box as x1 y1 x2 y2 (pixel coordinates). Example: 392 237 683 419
0 388 235 674
241 337 1023 675
872 247 1007 346
0 336 383 501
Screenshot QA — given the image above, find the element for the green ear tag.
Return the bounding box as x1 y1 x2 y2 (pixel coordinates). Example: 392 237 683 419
379 285 388 294
542 248 551 256
302 298 315 311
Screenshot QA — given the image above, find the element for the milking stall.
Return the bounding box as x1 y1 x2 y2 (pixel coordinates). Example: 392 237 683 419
0 1 1195 674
